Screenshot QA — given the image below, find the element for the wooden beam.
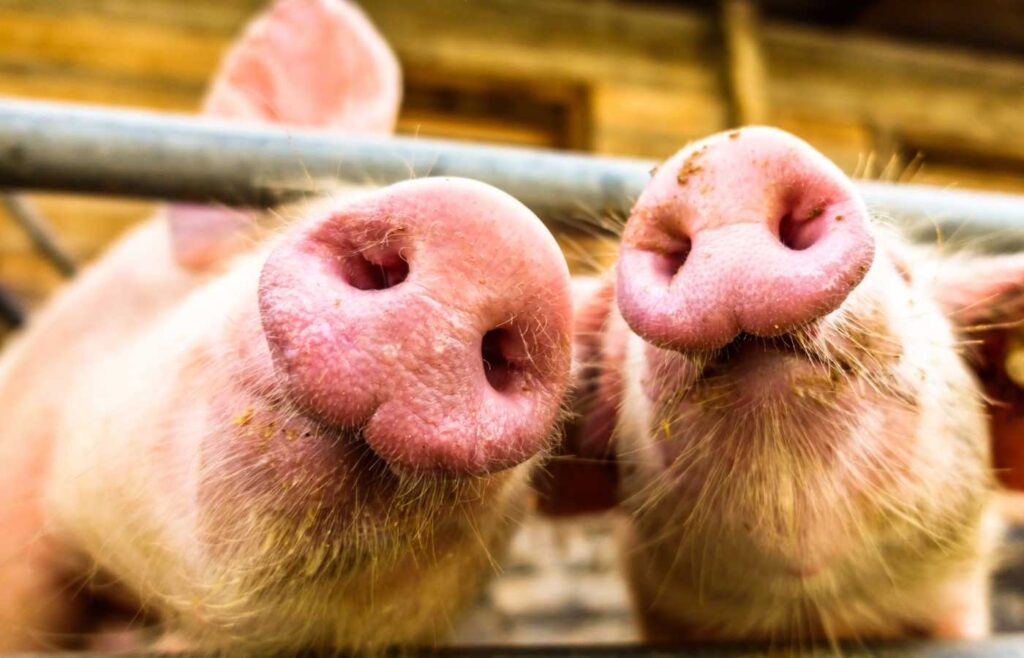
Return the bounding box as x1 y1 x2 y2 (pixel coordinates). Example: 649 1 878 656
762 22 1024 161
720 0 770 126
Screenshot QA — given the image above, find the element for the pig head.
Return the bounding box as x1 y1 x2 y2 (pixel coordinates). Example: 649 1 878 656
0 0 573 651
559 127 1024 643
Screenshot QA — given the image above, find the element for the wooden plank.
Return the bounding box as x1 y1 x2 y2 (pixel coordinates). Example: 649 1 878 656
0 0 260 34
0 8 230 82
0 67 201 111
360 0 719 87
720 0 770 126
763 23 1024 160
589 83 727 158
856 0 1024 56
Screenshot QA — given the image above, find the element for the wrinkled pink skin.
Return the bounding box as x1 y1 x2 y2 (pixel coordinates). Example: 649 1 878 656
0 0 573 651
617 128 875 351
570 128 1010 643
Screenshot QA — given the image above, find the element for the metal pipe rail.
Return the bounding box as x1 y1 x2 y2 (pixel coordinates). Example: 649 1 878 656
1 194 77 277
0 285 24 329
2 99 1024 248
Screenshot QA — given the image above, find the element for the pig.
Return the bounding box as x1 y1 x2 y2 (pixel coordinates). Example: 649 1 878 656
0 0 573 651
557 127 1024 644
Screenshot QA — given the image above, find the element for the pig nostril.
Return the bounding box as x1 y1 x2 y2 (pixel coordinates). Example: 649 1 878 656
481 328 521 392
778 207 828 251
341 247 409 291
653 241 691 280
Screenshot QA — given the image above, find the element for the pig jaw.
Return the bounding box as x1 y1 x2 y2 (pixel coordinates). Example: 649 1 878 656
195 395 532 650
192 307 534 649
614 253 998 641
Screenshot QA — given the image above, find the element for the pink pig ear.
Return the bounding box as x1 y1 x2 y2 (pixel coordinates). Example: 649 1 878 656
170 0 402 270
202 0 401 133
933 254 1024 492
934 254 1024 330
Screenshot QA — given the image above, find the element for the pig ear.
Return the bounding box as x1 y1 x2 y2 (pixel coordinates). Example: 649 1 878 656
169 0 402 270
933 254 1024 491
201 0 401 133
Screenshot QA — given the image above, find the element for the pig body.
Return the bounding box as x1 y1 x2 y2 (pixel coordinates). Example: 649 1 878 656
0 1 573 651
0 180 572 652
568 127 1014 643
0 188 571 652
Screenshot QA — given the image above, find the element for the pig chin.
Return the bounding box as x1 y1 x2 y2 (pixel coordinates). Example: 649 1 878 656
196 370 521 576
620 263 996 638
685 333 846 407
179 345 532 649
642 310 892 421
631 275 925 566
183 298 526 584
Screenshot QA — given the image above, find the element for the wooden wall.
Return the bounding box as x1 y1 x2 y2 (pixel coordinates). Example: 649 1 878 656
2 0 1024 315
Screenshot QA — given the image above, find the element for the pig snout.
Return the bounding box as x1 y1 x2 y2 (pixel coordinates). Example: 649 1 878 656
616 127 876 351
258 177 573 475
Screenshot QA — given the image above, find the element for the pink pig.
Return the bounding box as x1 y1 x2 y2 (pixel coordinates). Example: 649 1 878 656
0 1 572 651
557 127 1024 643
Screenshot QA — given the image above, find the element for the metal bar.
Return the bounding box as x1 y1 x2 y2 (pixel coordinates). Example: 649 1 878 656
1 99 1024 247
0 285 24 329
0 194 77 277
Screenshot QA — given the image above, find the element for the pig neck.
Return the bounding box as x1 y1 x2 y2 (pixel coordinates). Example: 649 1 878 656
615 323 994 608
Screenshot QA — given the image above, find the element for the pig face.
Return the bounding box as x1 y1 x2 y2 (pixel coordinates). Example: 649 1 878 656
0 1 573 652
565 127 1024 643
40 178 572 652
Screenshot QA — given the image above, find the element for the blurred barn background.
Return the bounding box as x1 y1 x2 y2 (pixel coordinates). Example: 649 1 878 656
3 0 1024 643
